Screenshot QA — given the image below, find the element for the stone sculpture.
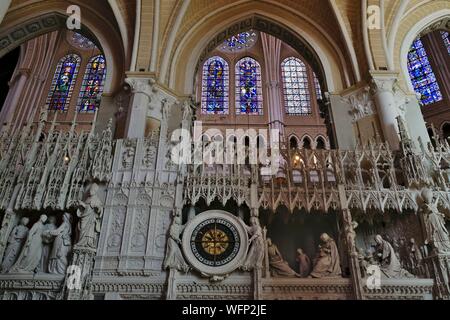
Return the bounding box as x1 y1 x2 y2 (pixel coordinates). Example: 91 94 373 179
421 188 450 254
48 213 72 275
310 233 342 278
296 248 311 278
163 211 190 273
75 183 103 249
0 217 30 273
408 238 424 276
9 215 48 273
39 216 57 273
267 238 299 277
374 235 413 279
241 217 264 271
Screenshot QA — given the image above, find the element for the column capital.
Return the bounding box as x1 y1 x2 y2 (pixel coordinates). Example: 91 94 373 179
369 71 399 94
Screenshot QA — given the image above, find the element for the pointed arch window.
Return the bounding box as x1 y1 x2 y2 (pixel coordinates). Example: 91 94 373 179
441 31 450 55
78 55 107 113
281 57 311 115
201 56 229 114
235 57 263 115
407 38 443 106
46 54 81 111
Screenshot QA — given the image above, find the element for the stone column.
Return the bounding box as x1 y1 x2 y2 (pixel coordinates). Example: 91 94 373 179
124 76 156 138
1 69 30 129
370 71 400 150
338 185 364 300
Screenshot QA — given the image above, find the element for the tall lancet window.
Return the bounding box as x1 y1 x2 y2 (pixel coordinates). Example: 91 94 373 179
46 54 81 111
78 55 107 113
281 57 311 115
441 31 450 55
407 38 443 106
235 57 263 115
201 56 229 114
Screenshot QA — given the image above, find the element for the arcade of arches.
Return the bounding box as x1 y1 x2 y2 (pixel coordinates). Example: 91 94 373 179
0 0 448 301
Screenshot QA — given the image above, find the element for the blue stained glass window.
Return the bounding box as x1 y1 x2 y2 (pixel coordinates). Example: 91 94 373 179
219 31 258 53
235 57 263 115
46 54 81 111
441 31 450 55
78 55 107 113
407 38 443 106
281 57 311 115
201 56 229 114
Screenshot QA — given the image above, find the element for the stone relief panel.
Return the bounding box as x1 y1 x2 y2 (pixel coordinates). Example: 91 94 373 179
106 206 127 254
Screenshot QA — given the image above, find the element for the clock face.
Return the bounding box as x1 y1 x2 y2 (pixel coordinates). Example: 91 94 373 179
190 218 240 267
182 210 249 276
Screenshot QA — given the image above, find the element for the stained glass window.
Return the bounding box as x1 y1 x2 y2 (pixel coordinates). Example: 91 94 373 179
70 32 96 50
46 54 81 111
201 56 229 114
219 31 258 53
281 57 311 115
441 31 450 55
235 57 263 115
313 72 323 100
407 38 443 106
78 55 107 113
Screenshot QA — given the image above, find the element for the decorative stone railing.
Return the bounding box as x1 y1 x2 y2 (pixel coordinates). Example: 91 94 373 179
363 279 434 300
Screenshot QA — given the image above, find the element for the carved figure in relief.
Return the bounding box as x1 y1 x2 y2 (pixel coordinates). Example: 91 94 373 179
267 238 300 277
420 188 450 254
10 215 48 273
75 183 103 249
241 217 264 271
163 211 190 273
310 233 342 278
0 217 30 273
38 216 57 273
48 213 72 275
408 238 424 276
374 235 414 279
295 248 311 278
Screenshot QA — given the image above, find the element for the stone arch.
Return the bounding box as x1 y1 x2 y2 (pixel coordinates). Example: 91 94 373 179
394 7 450 92
166 4 354 96
0 6 126 95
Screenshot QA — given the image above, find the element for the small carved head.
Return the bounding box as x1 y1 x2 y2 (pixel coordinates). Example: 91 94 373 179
40 215 48 223
90 183 99 196
421 188 433 205
375 234 383 245
20 217 30 226
297 248 304 255
320 233 330 242
267 238 273 246
48 216 57 225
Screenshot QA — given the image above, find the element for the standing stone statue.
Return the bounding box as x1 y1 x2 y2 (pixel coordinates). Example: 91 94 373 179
296 248 311 278
241 217 265 271
0 217 30 273
267 238 300 277
374 235 413 278
408 238 423 276
163 211 190 273
9 215 48 273
421 188 450 254
48 213 72 275
75 183 103 249
310 233 342 278
39 216 57 273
